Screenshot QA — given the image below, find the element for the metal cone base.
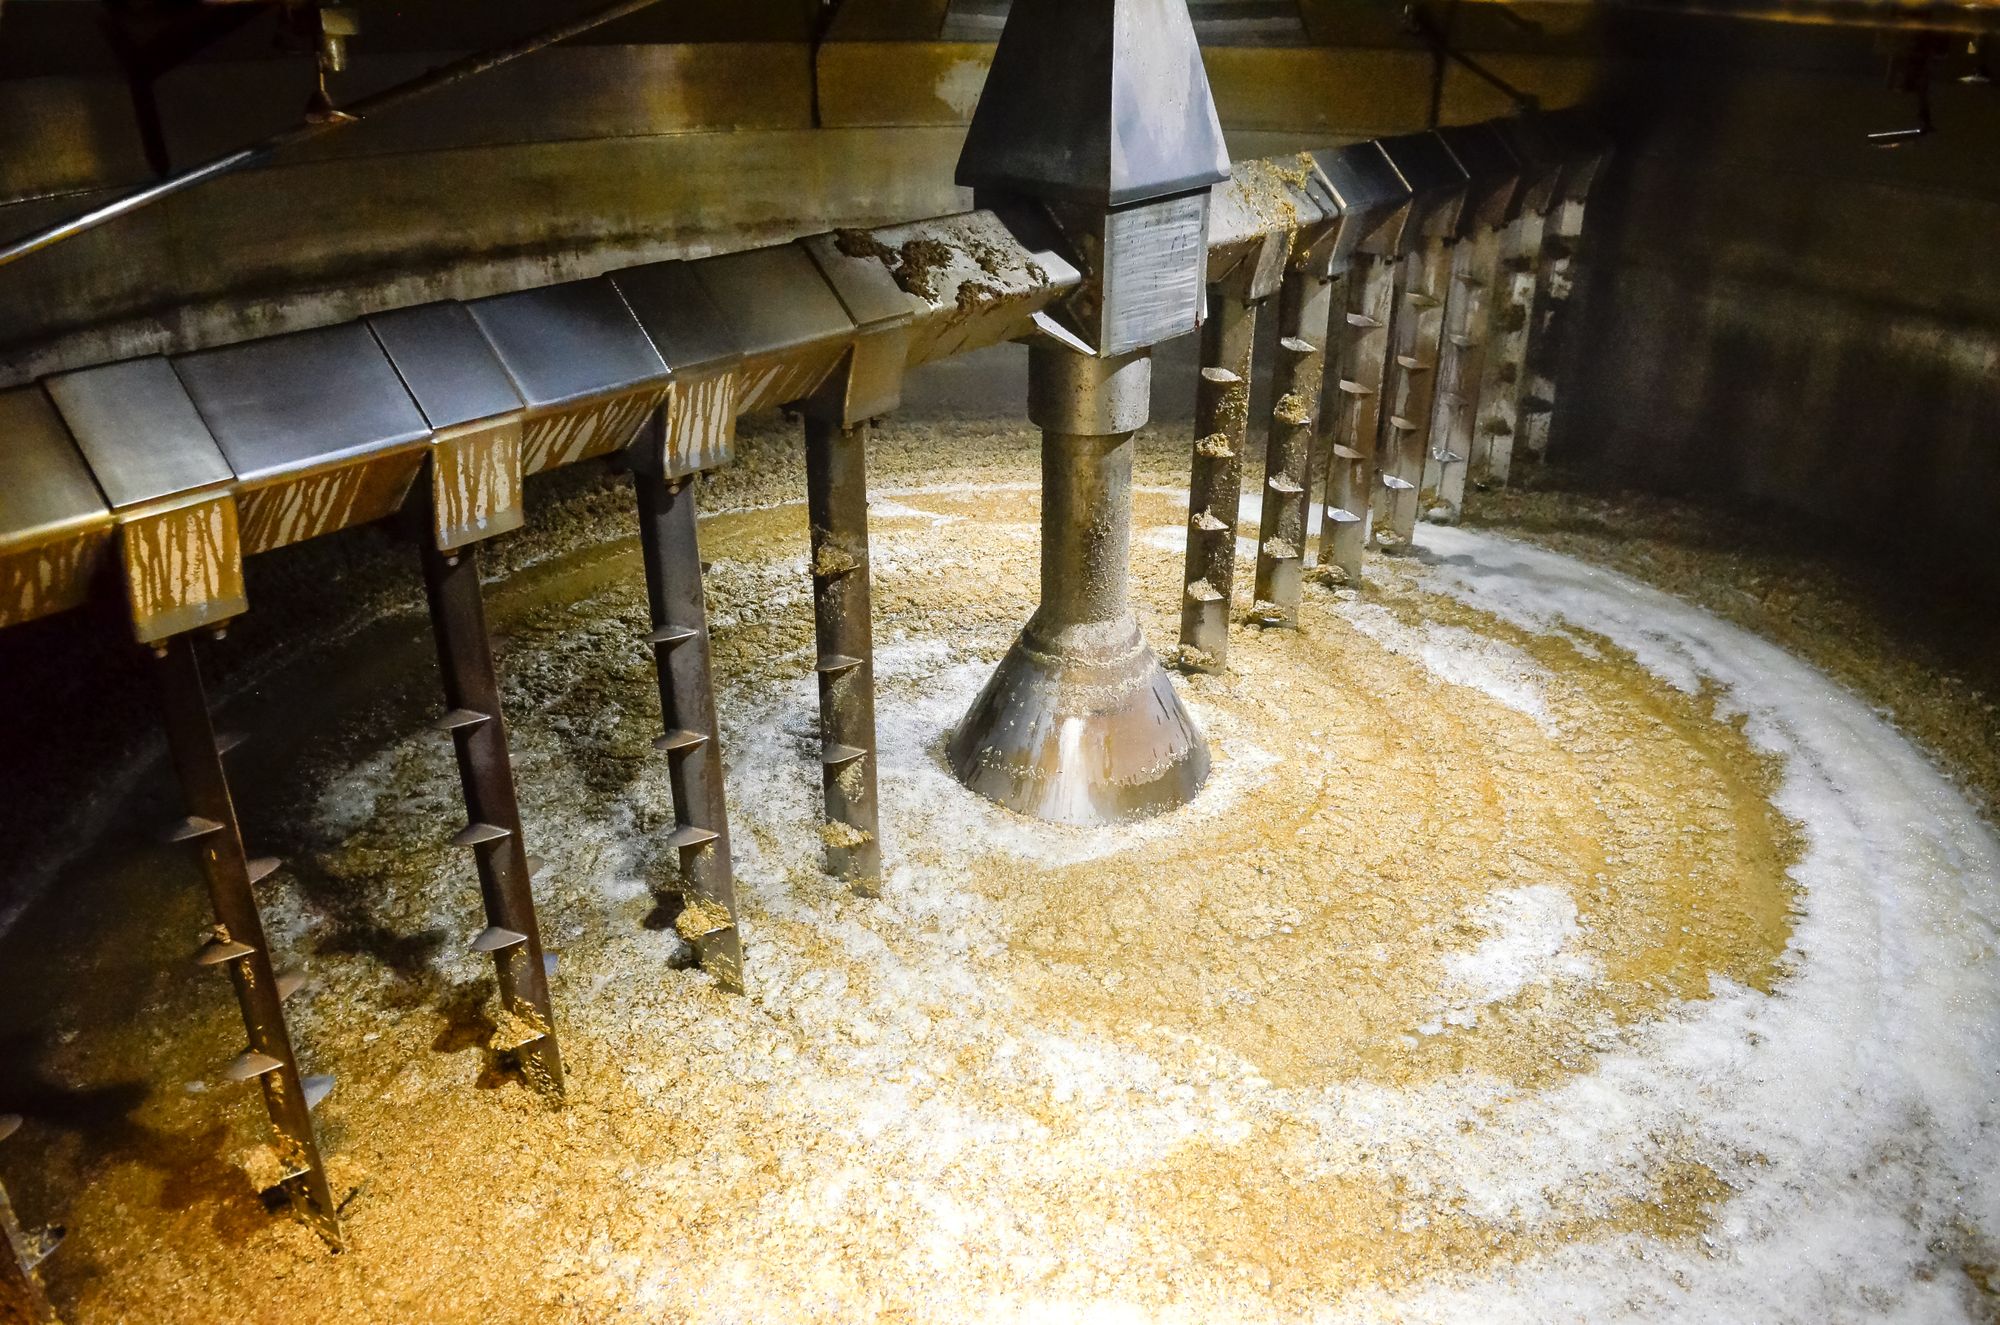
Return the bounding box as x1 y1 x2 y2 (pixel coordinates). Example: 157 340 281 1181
948 613 1208 826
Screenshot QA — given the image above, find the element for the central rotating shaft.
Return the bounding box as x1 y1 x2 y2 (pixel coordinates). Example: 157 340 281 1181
947 343 1210 824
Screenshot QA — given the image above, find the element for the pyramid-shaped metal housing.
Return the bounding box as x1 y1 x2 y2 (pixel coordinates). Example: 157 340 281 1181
956 0 1231 208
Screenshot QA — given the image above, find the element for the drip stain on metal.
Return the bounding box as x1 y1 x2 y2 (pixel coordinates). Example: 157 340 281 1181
0 2 1996 1321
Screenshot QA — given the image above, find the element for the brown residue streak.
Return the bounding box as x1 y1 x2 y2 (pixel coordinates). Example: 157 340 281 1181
889 238 955 301
833 228 895 262
812 542 860 578
121 497 244 636
0 531 107 627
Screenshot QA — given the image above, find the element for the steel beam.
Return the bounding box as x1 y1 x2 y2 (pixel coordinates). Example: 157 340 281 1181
1252 268 1333 626
1467 208 1548 487
1520 198 1587 463
416 538 566 1096
155 634 342 1247
633 473 747 992
1371 239 1452 552
1425 225 1502 520
1319 255 1398 580
803 419 884 895
1177 288 1257 672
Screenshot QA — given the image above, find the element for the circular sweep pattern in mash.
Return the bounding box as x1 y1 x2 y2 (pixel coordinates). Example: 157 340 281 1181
16 471 2000 1324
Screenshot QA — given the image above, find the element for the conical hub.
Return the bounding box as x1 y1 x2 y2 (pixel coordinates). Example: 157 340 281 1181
948 343 1209 825
947 611 1207 825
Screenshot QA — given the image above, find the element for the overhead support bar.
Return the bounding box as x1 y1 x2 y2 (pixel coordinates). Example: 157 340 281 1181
0 0 673 271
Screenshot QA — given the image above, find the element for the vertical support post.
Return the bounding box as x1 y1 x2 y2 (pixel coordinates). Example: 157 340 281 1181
1372 238 1451 552
633 470 747 992
802 418 883 896
0 1118 61 1325
1521 193 1589 463
1319 255 1398 580
1426 225 1501 522
1251 267 1332 626
154 635 342 1247
1468 208 1547 488
417 537 566 1095
1177 287 1257 671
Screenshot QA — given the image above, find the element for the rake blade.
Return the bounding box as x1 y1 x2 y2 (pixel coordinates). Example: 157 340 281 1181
469 926 529 954
451 822 512 848
301 1074 336 1112
166 815 225 844
432 707 492 733
225 1049 284 1082
195 937 257 967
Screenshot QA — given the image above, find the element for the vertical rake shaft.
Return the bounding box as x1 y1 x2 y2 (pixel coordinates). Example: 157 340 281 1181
634 474 747 991
1252 268 1332 626
802 419 883 896
1520 197 1587 464
155 635 342 1247
1469 209 1547 487
1178 288 1257 671
417 538 567 1094
1372 239 1452 552
1319 256 1397 580
1426 227 1500 521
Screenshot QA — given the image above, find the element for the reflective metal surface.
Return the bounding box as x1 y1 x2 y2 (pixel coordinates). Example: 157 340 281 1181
609 261 744 481
691 245 855 414
466 277 669 474
366 302 524 432
800 231 917 425
1375 131 1472 245
1207 158 1318 299
174 323 432 485
949 343 1209 824
0 385 112 629
367 302 529 550
610 261 744 378
466 278 668 413
821 209 1081 366
1313 139 1415 260
0 386 107 555
44 356 231 511
953 0 1232 207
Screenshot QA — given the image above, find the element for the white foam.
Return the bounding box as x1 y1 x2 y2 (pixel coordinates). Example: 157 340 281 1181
1330 522 2000 1323
698 503 2000 1323
278 494 2000 1323
1424 883 1599 1034
1336 598 1557 730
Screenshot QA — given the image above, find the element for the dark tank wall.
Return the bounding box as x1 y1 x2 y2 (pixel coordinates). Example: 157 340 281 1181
1554 20 2000 595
